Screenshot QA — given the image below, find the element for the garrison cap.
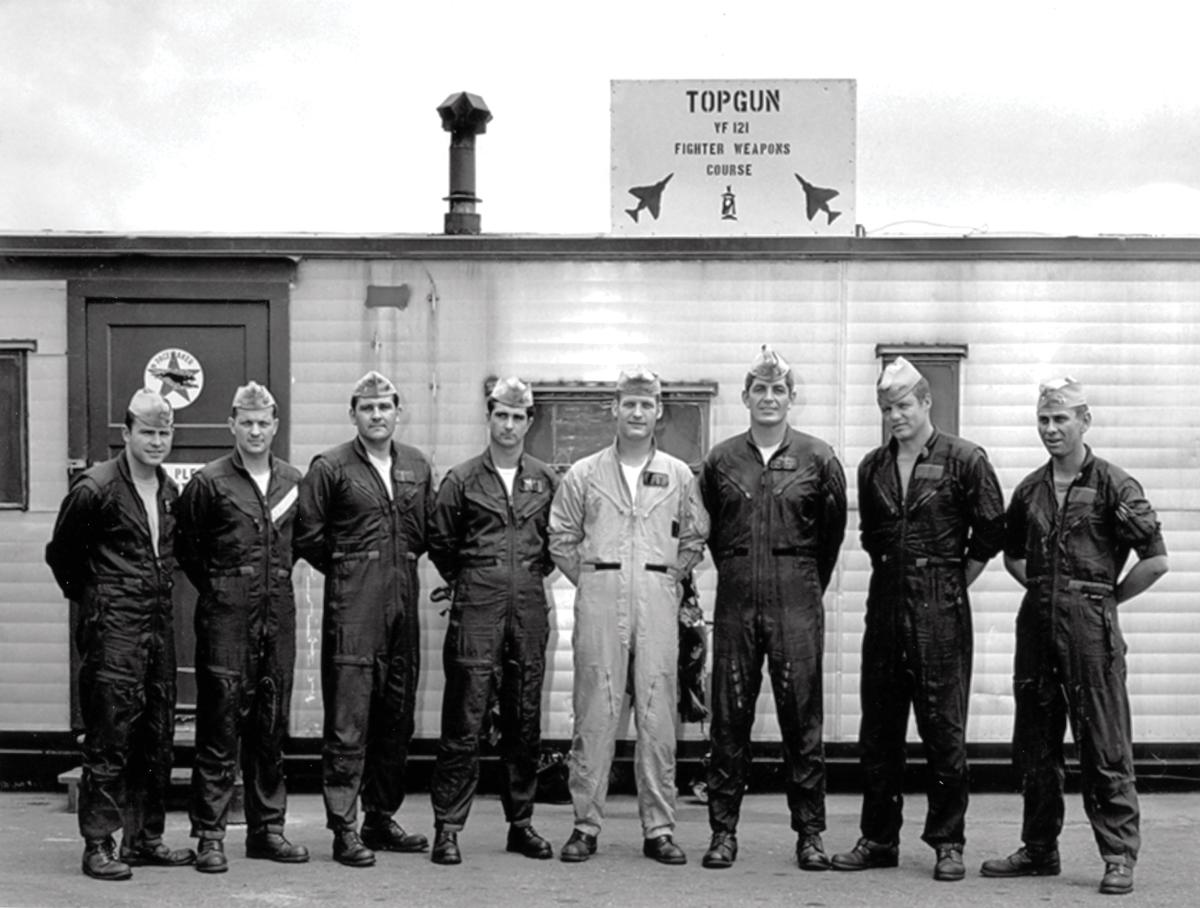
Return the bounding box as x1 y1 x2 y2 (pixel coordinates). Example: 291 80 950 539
352 370 398 400
231 381 276 411
1037 377 1088 412
747 344 792 384
489 376 534 409
616 367 662 398
127 389 174 428
876 356 925 404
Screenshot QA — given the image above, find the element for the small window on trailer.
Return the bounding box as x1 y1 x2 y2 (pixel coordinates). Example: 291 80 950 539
874 344 967 441
514 381 718 473
0 341 33 509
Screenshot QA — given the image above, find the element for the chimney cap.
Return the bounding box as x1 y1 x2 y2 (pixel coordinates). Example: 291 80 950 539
438 91 492 135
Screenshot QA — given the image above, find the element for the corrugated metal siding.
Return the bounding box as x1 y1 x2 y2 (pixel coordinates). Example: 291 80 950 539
6 253 1195 746
288 256 1200 746
0 281 70 731
841 260 1200 743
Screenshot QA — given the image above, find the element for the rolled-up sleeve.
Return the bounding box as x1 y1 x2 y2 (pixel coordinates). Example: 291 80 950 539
1114 476 1167 560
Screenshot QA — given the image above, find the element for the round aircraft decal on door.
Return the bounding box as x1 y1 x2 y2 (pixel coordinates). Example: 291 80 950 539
144 348 204 409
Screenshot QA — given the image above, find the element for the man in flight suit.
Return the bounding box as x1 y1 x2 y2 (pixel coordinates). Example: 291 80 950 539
295 371 434 867
832 357 1005 882
176 382 309 873
699 345 847 872
549 368 708 865
427 377 559 865
981 378 1168 896
46 389 196 880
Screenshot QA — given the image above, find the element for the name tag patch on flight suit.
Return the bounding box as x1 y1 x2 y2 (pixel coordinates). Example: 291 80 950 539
914 464 944 480
643 472 669 487
395 470 416 483
770 456 798 471
519 477 544 493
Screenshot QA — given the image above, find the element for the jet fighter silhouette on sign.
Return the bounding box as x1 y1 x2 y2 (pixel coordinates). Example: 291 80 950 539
794 174 842 225
625 173 674 223
149 350 201 401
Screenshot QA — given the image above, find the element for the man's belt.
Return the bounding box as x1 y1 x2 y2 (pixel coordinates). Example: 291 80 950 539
584 562 672 573
912 556 963 568
457 556 500 567
715 546 816 558
771 546 817 557
1026 576 1115 595
1066 578 1115 595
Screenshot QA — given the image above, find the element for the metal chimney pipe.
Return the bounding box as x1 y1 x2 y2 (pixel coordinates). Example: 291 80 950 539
437 91 492 235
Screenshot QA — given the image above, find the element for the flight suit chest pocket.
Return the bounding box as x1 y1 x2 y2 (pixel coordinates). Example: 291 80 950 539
716 466 753 501
773 464 818 525
393 468 422 502
465 487 506 518
1062 486 1100 533
227 493 265 524
771 460 815 497
908 462 953 513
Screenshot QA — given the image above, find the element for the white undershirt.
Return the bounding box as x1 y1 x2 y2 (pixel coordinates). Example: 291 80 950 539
756 442 781 466
621 459 648 504
496 466 517 498
132 475 160 555
368 452 393 499
249 467 271 497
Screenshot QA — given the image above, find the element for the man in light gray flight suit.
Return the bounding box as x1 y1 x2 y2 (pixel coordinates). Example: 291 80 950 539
550 368 708 865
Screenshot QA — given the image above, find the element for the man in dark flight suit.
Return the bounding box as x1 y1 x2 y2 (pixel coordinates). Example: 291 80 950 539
832 357 1004 883
46 389 197 881
981 378 1168 897
296 371 434 867
427 377 559 865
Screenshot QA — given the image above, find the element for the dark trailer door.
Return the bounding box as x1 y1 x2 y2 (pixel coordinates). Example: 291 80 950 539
68 273 290 728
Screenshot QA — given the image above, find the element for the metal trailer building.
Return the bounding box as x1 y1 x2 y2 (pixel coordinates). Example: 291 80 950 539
1 233 1197 783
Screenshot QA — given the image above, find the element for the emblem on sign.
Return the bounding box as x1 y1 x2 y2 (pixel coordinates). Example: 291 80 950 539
721 185 738 221
144 348 204 409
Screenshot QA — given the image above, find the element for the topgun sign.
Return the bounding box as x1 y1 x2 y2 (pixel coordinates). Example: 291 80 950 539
611 79 856 237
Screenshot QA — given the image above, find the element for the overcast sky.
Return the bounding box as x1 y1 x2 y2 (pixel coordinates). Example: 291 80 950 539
3 0 1199 237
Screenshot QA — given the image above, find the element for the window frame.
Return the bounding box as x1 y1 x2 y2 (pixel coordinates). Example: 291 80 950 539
874 343 967 442
526 381 719 473
0 340 34 510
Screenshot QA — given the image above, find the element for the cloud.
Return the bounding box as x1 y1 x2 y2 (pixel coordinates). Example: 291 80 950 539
3 0 1200 235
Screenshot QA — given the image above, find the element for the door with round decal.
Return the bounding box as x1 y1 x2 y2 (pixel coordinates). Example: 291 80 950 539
81 293 286 718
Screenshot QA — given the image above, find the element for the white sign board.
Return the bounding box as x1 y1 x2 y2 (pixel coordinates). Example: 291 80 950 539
611 79 855 236
165 463 204 488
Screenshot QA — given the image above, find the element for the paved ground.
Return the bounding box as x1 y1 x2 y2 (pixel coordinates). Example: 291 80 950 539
1 789 1197 907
